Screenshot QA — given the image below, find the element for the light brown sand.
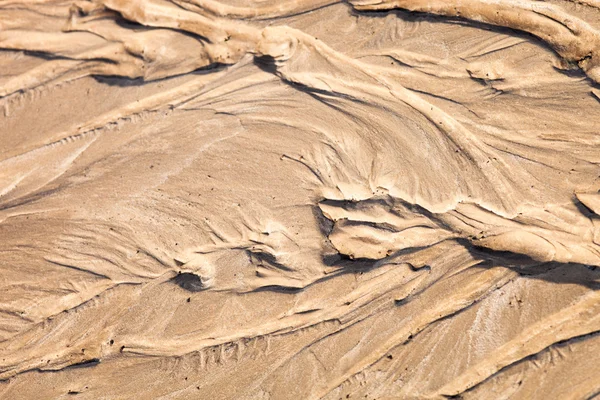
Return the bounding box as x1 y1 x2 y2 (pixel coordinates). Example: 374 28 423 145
1 0 600 398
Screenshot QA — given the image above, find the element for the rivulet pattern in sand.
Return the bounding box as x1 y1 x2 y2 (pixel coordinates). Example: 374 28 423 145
1 0 600 398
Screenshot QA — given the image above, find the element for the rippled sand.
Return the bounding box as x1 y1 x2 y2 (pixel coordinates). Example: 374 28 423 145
1 0 600 398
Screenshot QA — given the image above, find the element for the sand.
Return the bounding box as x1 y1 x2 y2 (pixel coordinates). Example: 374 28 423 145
1 0 600 398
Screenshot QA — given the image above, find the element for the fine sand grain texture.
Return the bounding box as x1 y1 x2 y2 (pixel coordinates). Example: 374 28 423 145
1 0 600 399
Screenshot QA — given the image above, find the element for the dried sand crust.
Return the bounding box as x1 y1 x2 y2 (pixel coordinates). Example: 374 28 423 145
1 0 600 398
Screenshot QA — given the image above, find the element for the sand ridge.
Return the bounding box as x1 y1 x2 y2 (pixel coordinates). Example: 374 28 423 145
1 0 600 398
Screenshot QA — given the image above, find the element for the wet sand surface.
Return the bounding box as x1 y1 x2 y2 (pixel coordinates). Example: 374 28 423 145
1 0 600 398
